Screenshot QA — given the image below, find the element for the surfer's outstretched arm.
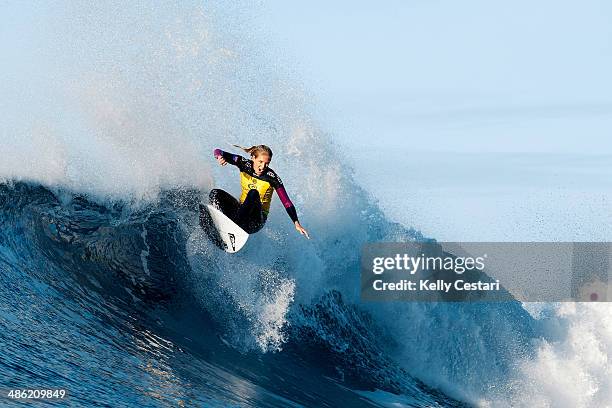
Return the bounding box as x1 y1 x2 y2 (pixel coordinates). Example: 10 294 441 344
214 149 244 167
275 184 310 239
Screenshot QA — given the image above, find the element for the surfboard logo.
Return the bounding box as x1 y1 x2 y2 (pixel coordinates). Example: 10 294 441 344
228 233 236 251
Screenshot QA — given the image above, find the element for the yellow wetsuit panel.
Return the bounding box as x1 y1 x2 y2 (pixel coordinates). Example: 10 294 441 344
239 172 274 214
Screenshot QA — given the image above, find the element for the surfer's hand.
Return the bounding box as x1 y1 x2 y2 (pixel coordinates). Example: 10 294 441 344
295 221 310 239
216 156 227 166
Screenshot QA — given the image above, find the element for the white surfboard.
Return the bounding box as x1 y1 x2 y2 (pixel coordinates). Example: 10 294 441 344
199 204 249 253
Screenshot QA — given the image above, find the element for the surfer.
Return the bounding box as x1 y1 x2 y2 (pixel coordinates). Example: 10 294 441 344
210 145 310 239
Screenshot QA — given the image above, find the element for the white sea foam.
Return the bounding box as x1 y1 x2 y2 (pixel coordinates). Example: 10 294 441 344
505 303 612 408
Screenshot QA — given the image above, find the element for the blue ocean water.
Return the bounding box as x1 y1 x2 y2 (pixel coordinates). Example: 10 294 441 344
0 182 473 407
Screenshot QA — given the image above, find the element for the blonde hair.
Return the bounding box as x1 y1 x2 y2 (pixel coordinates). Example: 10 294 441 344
233 144 273 159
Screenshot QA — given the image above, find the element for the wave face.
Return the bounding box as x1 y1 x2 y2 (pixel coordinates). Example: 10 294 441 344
2 180 611 407
0 182 464 407
2 2 611 407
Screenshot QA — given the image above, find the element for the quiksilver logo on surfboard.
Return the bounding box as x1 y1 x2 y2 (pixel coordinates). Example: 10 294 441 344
228 233 236 251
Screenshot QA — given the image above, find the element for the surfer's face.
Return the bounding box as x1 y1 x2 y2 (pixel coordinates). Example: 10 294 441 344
252 154 270 175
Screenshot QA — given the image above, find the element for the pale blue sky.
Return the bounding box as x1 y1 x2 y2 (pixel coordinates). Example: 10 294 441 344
260 0 612 154
258 1 612 240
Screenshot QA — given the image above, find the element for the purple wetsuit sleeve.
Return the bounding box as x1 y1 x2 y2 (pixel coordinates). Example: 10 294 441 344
276 185 299 223
275 186 292 208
